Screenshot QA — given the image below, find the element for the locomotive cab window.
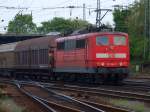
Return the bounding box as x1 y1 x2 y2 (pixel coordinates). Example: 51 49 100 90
96 36 109 46
114 36 126 45
57 42 64 50
76 39 86 49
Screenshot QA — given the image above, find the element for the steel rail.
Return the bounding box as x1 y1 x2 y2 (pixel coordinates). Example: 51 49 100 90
34 95 83 112
0 80 82 112
82 100 131 112
17 81 105 112
47 84 150 102
15 81 57 112
39 84 105 112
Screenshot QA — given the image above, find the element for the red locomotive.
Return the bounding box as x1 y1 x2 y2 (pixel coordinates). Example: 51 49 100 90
0 32 129 83
55 32 129 83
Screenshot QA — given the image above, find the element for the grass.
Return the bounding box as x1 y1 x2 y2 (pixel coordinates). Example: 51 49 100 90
0 84 29 112
110 99 150 112
0 97 28 112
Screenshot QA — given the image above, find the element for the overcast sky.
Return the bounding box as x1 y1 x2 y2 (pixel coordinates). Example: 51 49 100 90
0 0 136 33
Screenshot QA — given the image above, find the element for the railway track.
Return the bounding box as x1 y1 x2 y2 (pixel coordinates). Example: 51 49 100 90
0 79 131 112
0 79 104 112
97 85 150 94
39 83 130 112
124 80 150 87
18 81 132 112
15 81 105 112
40 79 150 93
2 78 150 111
0 80 56 112
45 83 150 103
38 78 150 93
122 80 150 92
16 83 57 112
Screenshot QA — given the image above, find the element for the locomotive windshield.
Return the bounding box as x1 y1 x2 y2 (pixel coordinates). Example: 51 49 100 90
96 36 109 46
114 36 126 45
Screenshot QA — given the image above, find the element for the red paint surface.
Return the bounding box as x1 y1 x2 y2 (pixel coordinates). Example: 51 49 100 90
55 32 129 69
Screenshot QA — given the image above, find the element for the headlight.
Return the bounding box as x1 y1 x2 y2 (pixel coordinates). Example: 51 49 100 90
101 62 105 66
119 62 123 66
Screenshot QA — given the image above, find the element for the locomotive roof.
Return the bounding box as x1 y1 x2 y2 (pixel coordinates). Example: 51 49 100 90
56 32 128 42
0 42 18 53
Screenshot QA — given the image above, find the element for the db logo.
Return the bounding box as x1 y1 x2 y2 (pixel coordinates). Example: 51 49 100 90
109 54 114 58
110 46 114 50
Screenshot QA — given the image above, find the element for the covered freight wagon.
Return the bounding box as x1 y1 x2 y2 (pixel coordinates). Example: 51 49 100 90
0 42 18 76
14 36 57 77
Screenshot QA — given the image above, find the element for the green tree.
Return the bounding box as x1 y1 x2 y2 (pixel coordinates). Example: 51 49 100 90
38 17 73 34
127 1 145 37
71 19 90 30
113 8 130 32
127 1 145 60
113 0 146 61
7 14 37 34
38 17 89 35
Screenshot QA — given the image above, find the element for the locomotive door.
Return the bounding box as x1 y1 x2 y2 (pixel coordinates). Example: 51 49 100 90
85 38 88 69
49 46 55 69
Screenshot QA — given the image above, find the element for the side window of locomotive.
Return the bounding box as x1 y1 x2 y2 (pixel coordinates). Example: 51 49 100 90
114 36 126 45
65 40 76 51
96 36 109 46
57 42 64 50
76 39 86 49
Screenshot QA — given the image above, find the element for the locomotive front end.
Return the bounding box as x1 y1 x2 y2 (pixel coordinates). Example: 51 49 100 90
94 32 130 82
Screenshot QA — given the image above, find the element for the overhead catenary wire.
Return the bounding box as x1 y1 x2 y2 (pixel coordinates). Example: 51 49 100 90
0 0 134 33
55 0 71 6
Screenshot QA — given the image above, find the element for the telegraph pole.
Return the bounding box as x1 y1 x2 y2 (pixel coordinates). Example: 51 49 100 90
144 0 150 60
83 3 86 20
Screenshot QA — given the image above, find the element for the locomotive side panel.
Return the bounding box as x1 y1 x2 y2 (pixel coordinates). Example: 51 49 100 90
86 35 97 69
55 35 90 73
